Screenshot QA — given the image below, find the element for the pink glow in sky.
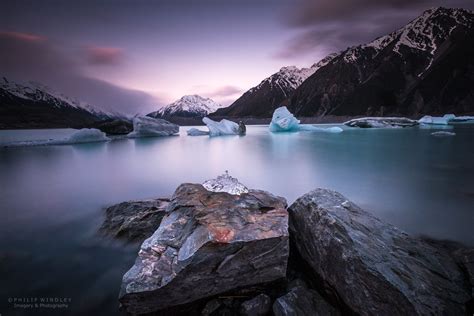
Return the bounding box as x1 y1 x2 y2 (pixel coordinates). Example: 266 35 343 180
1 0 473 114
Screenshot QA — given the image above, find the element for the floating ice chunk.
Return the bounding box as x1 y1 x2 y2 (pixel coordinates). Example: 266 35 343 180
431 131 456 137
186 128 209 136
418 114 455 125
345 117 418 128
299 125 344 133
269 106 300 132
202 171 249 195
64 128 110 143
202 117 245 136
127 116 179 138
450 116 474 123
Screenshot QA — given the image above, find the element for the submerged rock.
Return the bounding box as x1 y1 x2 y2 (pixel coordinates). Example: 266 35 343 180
119 183 289 314
288 188 471 315
273 284 340 316
344 117 419 128
202 171 249 195
202 117 245 136
128 116 179 138
100 198 169 243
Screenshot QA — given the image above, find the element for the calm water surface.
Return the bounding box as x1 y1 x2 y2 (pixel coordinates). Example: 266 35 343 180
1 124 473 315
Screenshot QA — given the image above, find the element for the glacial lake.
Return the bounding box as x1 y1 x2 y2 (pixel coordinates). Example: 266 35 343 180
1 124 473 315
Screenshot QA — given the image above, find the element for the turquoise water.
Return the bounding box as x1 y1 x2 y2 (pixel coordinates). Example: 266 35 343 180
0 124 473 314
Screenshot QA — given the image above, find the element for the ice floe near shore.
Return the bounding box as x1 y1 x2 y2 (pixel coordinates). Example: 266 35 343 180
2 128 110 147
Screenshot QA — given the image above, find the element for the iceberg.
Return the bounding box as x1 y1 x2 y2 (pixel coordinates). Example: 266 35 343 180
186 128 209 136
202 171 249 195
269 106 300 132
127 116 179 138
418 114 456 125
344 117 419 128
431 131 456 137
269 106 344 133
64 128 110 143
202 117 245 136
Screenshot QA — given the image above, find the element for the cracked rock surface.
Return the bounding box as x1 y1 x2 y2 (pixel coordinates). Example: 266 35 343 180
119 183 289 315
288 188 471 316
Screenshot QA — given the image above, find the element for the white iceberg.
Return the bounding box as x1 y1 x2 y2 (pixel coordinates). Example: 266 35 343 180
270 106 344 133
64 128 110 143
186 128 209 136
269 106 300 132
202 117 245 136
127 116 179 138
418 114 456 125
202 171 249 195
431 131 456 137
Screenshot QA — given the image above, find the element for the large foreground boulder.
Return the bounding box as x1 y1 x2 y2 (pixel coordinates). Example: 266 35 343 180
288 188 471 315
99 198 169 243
119 183 289 314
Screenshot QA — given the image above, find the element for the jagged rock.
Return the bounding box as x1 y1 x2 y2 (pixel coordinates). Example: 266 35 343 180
240 294 271 316
273 285 339 316
238 121 246 135
92 119 133 135
99 198 169 243
119 183 289 315
288 188 471 315
344 117 419 128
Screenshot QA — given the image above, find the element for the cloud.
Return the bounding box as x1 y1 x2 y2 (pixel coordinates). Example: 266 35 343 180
0 31 161 114
0 31 46 42
85 46 124 66
206 85 242 97
276 0 474 59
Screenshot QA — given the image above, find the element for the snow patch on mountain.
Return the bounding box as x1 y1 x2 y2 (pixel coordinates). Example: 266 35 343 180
342 7 473 64
148 95 223 118
248 53 338 97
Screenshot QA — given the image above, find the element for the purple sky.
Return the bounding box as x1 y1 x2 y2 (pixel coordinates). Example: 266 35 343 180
1 0 473 114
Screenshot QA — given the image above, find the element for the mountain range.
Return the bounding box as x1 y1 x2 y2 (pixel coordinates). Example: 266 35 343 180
218 7 474 118
1 7 473 129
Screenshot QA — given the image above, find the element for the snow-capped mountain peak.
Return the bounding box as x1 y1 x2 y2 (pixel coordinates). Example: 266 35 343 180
0 77 113 118
343 7 473 63
148 95 223 118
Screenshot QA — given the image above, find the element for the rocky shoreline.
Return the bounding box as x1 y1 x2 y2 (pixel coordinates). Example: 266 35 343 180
100 174 474 315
